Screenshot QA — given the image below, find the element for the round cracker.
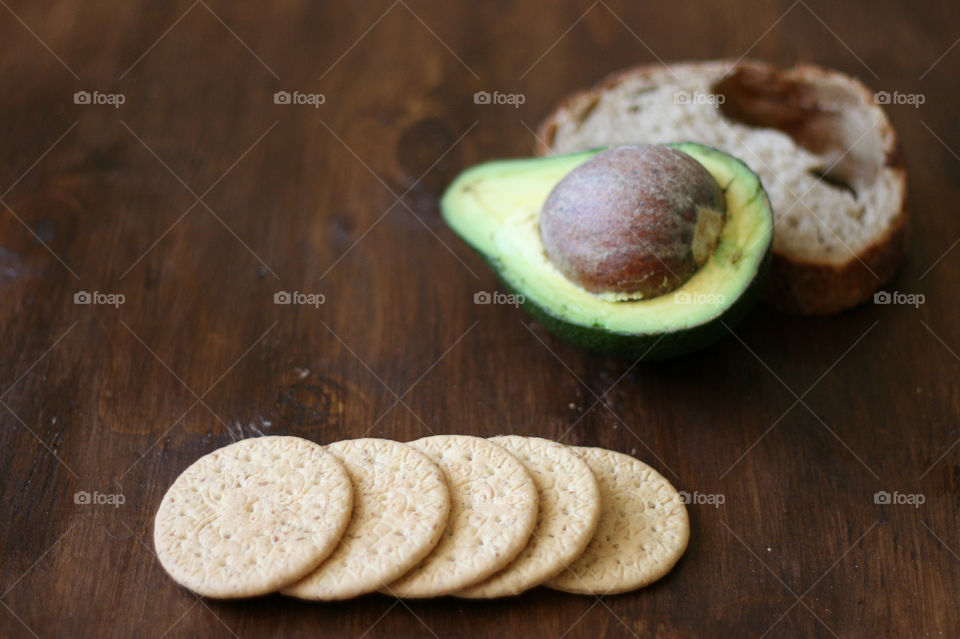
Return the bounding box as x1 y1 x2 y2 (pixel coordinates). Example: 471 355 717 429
282 438 450 600
153 436 353 598
383 435 539 598
545 447 689 595
456 436 602 598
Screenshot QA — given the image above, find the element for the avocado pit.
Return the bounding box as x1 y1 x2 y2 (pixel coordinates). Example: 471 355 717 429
539 144 726 299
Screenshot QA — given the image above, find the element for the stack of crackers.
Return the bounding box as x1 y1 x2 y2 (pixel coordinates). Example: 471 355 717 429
154 435 689 600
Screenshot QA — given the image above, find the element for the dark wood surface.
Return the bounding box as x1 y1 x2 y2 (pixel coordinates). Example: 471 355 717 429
1 1 958 637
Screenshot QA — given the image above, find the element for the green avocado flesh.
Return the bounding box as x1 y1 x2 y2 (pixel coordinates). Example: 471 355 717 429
441 142 774 360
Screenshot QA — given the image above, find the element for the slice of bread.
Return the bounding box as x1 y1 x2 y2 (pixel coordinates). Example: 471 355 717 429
536 60 907 315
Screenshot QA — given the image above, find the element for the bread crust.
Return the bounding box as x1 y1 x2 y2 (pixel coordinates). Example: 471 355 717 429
535 60 908 315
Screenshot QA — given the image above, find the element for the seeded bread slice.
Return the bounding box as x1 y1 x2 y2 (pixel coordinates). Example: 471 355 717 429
535 59 907 315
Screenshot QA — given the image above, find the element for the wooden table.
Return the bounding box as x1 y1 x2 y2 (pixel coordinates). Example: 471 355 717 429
1 1 958 636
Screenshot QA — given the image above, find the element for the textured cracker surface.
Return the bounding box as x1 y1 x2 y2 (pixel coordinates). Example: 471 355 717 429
545 447 689 595
457 436 602 598
283 438 450 600
153 436 353 598
384 435 539 598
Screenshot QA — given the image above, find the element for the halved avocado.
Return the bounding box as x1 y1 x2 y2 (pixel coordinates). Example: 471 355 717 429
441 142 774 360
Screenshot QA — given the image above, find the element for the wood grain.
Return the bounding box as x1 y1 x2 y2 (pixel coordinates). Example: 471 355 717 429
1 0 959 637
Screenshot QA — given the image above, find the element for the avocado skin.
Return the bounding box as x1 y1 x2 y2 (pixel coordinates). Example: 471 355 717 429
444 142 773 361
